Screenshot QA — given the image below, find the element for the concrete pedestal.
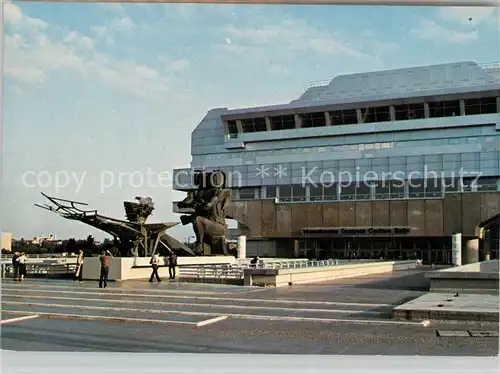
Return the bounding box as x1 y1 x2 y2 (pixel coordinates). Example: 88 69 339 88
237 235 246 259
293 240 299 258
465 239 479 264
451 233 462 266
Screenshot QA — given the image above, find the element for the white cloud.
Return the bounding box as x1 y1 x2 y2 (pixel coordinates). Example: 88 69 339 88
163 3 236 21
411 18 478 44
158 57 192 73
4 2 48 30
4 5 170 98
91 16 136 45
99 3 125 14
437 6 497 26
64 31 94 51
221 19 366 59
109 17 136 32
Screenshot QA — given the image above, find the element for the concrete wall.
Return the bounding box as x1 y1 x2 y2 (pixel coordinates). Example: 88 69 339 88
82 256 237 281
426 260 499 294
226 192 500 238
244 260 417 287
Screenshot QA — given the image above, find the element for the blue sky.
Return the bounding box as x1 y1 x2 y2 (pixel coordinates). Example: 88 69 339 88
2 2 499 242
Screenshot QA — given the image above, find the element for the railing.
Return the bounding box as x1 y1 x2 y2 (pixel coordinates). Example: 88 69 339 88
179 264 244 280
478 61 500 70
296 79 331 99
178 259 379 281
1 262 77 279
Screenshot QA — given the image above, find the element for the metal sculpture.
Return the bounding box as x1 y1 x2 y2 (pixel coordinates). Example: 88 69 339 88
35 193 195 257
177 170 232 255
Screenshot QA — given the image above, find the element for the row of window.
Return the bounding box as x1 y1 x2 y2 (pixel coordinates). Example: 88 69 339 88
226 96 499 135
233 177 499 202
204 135 499 161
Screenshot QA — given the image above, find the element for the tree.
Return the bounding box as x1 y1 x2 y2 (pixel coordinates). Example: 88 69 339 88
85 235 96 250
66 238 78 253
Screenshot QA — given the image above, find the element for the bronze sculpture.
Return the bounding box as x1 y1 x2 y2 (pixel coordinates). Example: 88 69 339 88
36 193 195 257
177 170 232 255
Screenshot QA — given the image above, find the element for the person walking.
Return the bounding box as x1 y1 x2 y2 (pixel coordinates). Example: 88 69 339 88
149 253 161 283
99 249 112 288
17 252 28 281
74 249 84 283
168 252 177 280
12 252 20 281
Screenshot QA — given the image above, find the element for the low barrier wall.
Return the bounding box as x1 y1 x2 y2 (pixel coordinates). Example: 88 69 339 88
243 260 418 287
81 256 237 281
426 260 499 295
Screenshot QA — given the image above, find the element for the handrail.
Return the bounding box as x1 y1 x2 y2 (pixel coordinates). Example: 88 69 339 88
178 259 376 281
296 79 331 99
478 61 500 69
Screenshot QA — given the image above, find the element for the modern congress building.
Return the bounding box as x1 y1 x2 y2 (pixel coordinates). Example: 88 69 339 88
173 61 500 264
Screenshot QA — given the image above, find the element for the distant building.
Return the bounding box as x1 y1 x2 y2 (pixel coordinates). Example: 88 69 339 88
173 61 500 263
30 233 60 245
1 232 12 252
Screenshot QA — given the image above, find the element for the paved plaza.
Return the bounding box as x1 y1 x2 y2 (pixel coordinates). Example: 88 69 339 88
1 269 498 355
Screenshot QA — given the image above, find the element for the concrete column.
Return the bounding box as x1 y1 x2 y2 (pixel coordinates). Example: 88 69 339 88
483 237 490 261
265 117 272 131
389 106 396 121
424 103 430 118
356 109 363 124
465 239 479 264
237 235 246 259
451 233 462 266
294 114 302 128
497 97 500 113
459 100 465 116
236 120 243 133
293 240 300 258
223 121 230 136
325 112 332 126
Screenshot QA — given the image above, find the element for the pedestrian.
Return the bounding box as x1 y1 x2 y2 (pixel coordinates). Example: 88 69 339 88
74 249 84 283
149 253 161 282
99 249 112 289
12 251 20 281
168 251 177 280
17 252 27 281
250 256 259 268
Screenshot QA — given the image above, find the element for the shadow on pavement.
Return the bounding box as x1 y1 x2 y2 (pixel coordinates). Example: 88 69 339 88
350 271 430 292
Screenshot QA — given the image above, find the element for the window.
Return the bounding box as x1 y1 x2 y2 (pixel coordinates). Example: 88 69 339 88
355 183 371 200
323 185 337 201
428 100 461 118
460 177 477 192
329 109 358 125
394 103 425 121
359 106 391 123
408 179 425 198
238 188 255 200
476 177 498 192
269 115 295 130
424 178 442 198
464 97 498 115
292 185 306 202
301 112 327 128
309 185 323 201
264 186 277 198
443 177 460 192
340 184 355 200
241 118 267 133
279 185 292 201
227 120 238 135
390 180 405 199
374 181 390 199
